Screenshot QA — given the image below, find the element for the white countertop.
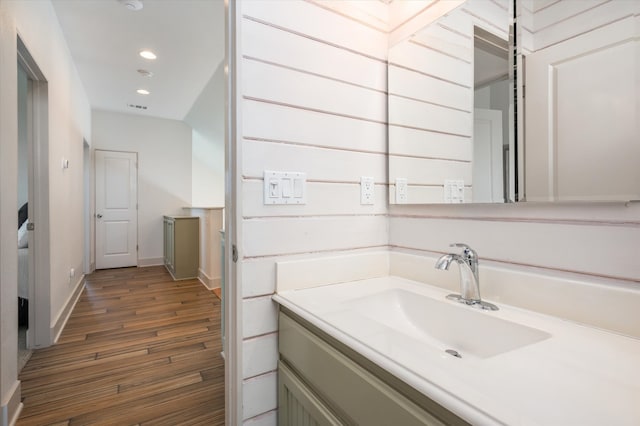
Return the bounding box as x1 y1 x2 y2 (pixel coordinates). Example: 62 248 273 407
273 276 640 426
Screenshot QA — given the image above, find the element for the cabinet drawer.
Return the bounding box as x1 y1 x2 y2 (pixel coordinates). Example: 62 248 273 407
279 312 450 426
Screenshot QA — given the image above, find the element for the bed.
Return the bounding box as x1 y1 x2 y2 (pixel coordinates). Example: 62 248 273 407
18 205 29 326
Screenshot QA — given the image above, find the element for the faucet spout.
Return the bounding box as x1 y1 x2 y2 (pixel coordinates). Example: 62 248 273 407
435 254 455 270
454 258 481 303
435 244 498 311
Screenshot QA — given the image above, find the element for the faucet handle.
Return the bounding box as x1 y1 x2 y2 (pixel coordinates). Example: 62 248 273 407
450 243 477 259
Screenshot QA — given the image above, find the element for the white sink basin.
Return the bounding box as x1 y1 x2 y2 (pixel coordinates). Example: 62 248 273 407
343 289 551 359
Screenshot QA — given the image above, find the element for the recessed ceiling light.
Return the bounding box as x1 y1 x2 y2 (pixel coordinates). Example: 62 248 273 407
136 89 150 95
118 0 143 11
137 69 153 77
139 50 156 60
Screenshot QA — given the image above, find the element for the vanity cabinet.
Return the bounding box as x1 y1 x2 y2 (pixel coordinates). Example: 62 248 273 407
163 216 199 280
278 311 469 426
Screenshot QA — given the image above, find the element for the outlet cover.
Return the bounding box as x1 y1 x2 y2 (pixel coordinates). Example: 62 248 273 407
395 178 408 204
360 176 374 205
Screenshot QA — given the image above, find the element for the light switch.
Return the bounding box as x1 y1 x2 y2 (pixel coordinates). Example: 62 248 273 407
282 178 292 198
269 179 279 198
264 171 307 205
293 178 304 198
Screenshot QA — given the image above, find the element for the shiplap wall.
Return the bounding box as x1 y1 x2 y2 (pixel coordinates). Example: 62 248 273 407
388 0 510 204
235 1 640 423
236 1 388 423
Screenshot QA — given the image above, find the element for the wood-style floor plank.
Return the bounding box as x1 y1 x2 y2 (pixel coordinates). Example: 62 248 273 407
17 266 224 426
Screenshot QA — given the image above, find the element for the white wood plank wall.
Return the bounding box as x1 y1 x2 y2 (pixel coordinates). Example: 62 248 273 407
520 0 637 52
388 0 510 204
236 1 388 422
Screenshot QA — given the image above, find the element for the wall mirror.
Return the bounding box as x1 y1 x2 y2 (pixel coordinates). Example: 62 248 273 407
388 0 514 204
388 0 639 204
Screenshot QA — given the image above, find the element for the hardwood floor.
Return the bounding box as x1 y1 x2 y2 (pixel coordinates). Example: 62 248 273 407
17 266 224 426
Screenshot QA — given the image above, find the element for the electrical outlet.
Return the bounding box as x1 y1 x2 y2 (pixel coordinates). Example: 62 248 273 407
360 176 374 205
395 178 408 203
444 179 465 203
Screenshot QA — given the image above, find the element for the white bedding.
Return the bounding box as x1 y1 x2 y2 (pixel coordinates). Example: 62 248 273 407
18 247 28 299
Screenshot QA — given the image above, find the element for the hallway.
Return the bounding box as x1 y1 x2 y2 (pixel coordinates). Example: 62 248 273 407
17 266 224 425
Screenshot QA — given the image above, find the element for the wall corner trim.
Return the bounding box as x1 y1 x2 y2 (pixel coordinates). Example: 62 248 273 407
1 380 22 426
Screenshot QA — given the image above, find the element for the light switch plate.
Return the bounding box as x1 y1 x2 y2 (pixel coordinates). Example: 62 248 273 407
360 176 374 205
264 171 307 205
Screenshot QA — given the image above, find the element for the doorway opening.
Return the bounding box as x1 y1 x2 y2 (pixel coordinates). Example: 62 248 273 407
17 36 51 353
473 26 511 203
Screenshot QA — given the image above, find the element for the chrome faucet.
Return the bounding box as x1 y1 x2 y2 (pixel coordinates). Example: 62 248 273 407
435 243 498 311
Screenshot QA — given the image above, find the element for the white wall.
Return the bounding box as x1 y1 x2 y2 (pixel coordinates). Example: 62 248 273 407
0 0 91 423
92 110 192 266
17 65 28 208
185 62 225 208
234 0 388 422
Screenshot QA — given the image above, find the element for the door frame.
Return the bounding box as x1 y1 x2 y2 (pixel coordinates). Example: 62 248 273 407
17 36 52 349
83 140 93 274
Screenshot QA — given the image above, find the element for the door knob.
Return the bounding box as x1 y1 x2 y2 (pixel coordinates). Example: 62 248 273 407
97 214 103 219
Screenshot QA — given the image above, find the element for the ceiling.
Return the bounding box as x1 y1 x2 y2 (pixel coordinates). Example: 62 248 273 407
51 0 225 121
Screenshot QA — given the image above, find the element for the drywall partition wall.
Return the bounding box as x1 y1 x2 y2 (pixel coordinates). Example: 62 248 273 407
0 10 21 425
185 61 225 207
185 207 224 290
7 0 92 343
235 0 388 422
92 110 192 266
0 0 92 422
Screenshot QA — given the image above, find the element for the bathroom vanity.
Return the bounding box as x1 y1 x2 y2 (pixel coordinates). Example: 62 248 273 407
273 253 640 426
278 309 467 426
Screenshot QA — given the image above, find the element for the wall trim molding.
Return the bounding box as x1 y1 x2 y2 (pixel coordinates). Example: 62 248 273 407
198 268 221 290
138 257 164 267
1 380 22 426
51 275 85 344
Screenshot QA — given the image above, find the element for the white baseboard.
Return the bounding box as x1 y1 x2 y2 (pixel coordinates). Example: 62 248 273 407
198 268 221 290
1 380 21 426
51 274 85 344
138 257 164 267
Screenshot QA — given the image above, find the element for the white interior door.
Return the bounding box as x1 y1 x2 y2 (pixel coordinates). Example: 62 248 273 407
473 108 504 203
95 150 138 269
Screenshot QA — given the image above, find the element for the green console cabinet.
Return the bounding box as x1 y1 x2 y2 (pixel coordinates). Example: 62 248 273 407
163 216 199 280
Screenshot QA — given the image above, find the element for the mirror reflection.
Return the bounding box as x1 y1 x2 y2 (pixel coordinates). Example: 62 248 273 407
388 0 513 204
388 0 639 204
520 0 639 202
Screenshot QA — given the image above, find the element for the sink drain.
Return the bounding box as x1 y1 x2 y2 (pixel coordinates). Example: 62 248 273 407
445 349 462 358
